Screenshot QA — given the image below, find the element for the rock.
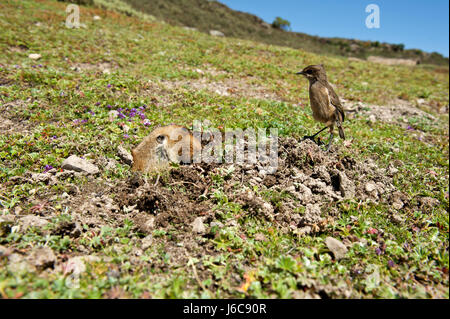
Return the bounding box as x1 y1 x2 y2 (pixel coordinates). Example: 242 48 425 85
183 26 198 32
134 216 155 234
31 172 57 184
55 170 75 180
365 182 377 193
304 204 322 225
61 155 99 175
64 255 101 276
254 233 267 241
192 217 206 234
209 30 225 37
0 215 14 236
392 200 404 210
18 215 49 232
28 53 41 60
28 246 56 269
8 253 35 273
325 237 348 260
210 221 224 228
117 146 133 165
141 235 153 250
284 185 296 194
336 171 355 199
93 15 101 21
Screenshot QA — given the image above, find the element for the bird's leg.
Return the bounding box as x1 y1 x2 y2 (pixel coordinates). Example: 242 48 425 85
302 126 327 143
326 133 334 152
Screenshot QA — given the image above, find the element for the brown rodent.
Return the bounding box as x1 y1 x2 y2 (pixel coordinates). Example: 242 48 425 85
131 125 202 173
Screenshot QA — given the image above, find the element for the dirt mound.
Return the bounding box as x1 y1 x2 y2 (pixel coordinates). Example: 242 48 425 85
114 138 405 237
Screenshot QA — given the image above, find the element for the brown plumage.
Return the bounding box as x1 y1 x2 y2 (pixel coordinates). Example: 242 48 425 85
297 64 345 150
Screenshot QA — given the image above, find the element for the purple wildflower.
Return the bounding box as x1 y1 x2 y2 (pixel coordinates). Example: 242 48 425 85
375 248 382 255
407 125 414 131
143 119 151 126
38 64 43 68
140 114 146 120
107 84 112 88
81 119 88 123
88 111 95 116
95 102 101 106
60 91 65 97
44 165 53 173
123 134 130 139
118 113 126 119
107 104 112 109
388 260 395 268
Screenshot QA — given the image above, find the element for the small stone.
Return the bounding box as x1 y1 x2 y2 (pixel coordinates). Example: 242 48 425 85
183 26 198 32
93 15 101 21
117 146 133 165
392 200 404 210
62 155 99 175
210 221 224 228
8 253 35 273
28 53 41 60
192 217 206 234
28 246 56 269
254 233 267 241
64 255 101 275
284 185 296 194
325 237 348 260
337 171 355 199
365 182 377 193
141 235 153 250
18 215 49 233
209 30 225 37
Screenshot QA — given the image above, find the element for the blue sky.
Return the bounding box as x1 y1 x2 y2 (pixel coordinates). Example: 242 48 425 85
219 0 449 57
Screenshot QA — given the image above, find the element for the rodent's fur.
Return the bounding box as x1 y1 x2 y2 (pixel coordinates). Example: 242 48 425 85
131 125 201 172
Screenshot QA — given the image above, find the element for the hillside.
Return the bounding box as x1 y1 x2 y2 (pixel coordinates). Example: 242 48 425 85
0 0 448 299
121 0 449 66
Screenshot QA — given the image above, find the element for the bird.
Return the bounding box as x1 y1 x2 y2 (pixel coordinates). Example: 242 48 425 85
296 64 345 151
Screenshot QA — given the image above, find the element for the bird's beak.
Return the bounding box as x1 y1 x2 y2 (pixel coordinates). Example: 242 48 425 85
296 71 304 75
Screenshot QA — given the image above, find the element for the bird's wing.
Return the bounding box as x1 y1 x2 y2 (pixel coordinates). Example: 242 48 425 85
326 83 345 122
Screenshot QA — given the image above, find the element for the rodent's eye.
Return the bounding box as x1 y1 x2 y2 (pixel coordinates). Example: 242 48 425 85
156 135 165 144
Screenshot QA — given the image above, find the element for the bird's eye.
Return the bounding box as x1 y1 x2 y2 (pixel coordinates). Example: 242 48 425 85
306 70 312 74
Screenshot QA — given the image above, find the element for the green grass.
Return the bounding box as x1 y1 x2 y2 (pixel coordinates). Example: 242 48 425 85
120 0 449 66
0 0 448 299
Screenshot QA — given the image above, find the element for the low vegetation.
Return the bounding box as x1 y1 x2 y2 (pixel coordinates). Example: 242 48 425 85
0 0 448 298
